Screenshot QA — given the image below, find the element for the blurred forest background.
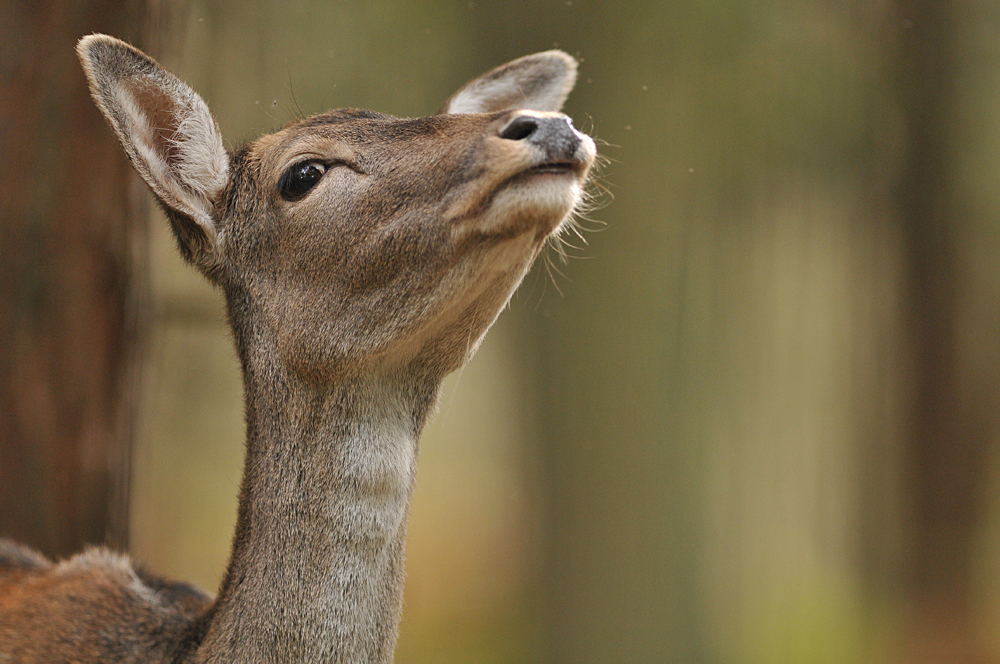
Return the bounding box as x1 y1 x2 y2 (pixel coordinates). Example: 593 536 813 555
4 0 1000 662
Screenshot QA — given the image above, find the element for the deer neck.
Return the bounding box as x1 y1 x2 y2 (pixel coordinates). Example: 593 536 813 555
196 324 438 664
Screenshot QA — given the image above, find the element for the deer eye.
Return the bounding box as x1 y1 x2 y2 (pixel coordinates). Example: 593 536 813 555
279 160 327 201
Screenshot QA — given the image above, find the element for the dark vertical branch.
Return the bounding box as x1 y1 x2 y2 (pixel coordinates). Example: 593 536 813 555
895 0 986 636
0 0 159 558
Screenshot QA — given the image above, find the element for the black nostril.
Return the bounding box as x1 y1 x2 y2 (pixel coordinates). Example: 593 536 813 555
500 116 538 141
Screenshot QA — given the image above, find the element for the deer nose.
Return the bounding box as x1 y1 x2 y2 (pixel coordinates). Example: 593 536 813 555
499 115 540 141
499 113 582 160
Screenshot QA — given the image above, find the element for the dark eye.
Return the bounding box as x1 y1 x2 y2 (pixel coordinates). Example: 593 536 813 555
279 160 327 201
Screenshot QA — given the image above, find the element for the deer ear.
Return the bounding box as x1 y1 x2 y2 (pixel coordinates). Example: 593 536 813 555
440 50 578 115
77 34 228 267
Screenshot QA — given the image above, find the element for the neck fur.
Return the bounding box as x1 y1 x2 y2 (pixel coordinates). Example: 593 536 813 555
195 332 438 663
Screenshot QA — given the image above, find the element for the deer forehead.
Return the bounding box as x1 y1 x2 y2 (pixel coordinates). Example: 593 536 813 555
255 113 450 164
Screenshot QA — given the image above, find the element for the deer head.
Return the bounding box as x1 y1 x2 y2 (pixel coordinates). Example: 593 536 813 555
78 35 595 384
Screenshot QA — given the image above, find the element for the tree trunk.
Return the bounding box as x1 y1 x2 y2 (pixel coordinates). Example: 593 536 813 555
895 2 992 661
0 0 160 559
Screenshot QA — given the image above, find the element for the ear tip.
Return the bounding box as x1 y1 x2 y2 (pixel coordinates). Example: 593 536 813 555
536 49 578 67
521 50 578 77
520 50 579 95
77 33 116 58
76 34 144 70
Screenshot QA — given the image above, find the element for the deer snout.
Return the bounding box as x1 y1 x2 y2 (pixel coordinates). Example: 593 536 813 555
498 112 584 163
444 110 595 234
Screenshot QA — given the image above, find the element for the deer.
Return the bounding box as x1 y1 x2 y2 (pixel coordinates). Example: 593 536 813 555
0 34 595 664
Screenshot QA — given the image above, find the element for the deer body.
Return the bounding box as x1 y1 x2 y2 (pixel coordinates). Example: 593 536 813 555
0 35 595 663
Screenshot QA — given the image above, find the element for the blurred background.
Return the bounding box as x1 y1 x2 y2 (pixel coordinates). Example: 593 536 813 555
3 0 1000 662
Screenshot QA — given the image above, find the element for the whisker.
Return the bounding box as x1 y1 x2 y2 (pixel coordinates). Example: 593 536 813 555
542 252 566 297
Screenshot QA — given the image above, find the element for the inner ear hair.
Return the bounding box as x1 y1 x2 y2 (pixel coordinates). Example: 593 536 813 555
77 34 229 268
441 50 579 115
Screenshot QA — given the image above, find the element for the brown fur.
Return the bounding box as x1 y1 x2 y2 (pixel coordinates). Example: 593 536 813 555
0 35 595 663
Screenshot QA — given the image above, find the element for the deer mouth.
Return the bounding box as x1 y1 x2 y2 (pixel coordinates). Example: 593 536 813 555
485 157 588 200
524 160 580 177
